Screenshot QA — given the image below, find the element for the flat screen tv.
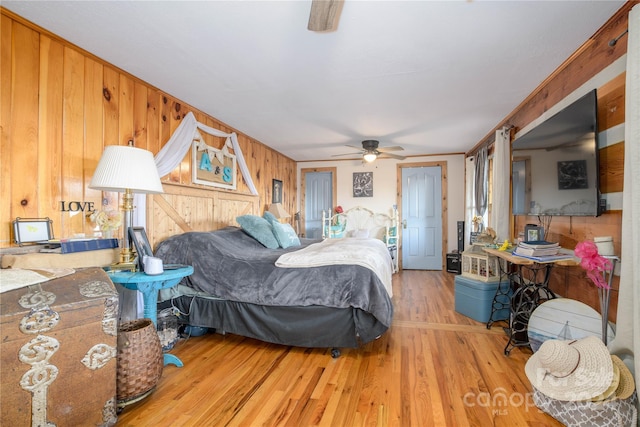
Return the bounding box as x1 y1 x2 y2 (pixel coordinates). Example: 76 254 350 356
512 89 601 216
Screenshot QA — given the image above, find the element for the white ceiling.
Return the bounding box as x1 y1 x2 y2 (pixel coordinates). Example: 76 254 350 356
3 1 624 162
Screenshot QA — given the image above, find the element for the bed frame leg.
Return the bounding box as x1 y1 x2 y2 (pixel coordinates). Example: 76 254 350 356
330 348 341 358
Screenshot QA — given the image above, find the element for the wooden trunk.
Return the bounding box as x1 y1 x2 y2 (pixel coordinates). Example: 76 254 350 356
0 268 119 427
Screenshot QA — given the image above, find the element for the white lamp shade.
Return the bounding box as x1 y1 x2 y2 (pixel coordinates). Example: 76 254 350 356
268 203 291 219
89 146 164 193
363 152 377 163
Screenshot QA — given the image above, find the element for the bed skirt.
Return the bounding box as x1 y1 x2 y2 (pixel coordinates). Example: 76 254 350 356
162 295 390 349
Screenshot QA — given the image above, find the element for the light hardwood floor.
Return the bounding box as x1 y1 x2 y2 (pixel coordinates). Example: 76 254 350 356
116 270 561 426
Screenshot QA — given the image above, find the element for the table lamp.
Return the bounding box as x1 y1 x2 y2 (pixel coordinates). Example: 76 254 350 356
268 203 291 222
89 145 164 271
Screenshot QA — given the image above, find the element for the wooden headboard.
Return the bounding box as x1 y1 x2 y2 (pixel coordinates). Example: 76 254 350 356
146 183 259 249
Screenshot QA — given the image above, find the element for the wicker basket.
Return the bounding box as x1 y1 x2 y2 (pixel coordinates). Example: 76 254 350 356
116 318 163 403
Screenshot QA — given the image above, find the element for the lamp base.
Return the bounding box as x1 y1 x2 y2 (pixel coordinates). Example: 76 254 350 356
110 262 137 271
104 247 138 272
105 261 137 272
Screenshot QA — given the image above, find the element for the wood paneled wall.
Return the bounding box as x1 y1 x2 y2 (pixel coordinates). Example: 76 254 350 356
471 2 637 321
0 9 297 249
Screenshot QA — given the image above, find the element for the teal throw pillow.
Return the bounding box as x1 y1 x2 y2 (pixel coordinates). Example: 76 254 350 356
263 211 278 224
236 215 279 249
271 221 301 249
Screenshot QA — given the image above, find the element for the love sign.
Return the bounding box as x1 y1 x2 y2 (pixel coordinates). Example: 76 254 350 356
60 201 95 212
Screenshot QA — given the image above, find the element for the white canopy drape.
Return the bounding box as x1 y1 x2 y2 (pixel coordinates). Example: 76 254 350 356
609 3 639 411
133 112 258 227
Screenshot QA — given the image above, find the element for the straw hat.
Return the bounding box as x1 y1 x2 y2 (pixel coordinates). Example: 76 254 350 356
525 336 613 401
609 355 636 401
589 361 619 402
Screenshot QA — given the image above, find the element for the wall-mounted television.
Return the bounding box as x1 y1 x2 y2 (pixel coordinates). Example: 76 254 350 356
512 89 601 216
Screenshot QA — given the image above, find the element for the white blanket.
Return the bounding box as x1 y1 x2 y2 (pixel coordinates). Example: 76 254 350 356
275 238 393 297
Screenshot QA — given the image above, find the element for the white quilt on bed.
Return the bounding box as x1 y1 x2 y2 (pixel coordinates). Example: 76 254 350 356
275 238 393 297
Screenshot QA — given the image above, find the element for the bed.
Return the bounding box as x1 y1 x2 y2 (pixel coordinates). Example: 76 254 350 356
154 221 394 354
322 206 399 272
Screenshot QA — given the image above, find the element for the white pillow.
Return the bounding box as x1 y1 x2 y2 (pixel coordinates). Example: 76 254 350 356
353 229 370 238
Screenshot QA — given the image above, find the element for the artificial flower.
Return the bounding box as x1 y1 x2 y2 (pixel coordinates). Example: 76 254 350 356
333 206 344 226
90 209 122 232
574 240 612 289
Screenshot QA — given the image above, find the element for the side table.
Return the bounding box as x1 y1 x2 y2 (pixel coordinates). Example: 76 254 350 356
483 248 575 355
108 266 194 367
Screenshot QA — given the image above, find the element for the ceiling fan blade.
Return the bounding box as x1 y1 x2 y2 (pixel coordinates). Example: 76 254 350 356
345 144 363 150
331 152 362 157
377 146 404 153
308 0 344 32
378 152 406 160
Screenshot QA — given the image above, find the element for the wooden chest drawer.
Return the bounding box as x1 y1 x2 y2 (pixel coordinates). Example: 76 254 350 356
1 267 119 427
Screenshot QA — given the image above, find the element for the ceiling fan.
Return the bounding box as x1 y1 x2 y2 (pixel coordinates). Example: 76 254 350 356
332 140 406 162
308 0 344 32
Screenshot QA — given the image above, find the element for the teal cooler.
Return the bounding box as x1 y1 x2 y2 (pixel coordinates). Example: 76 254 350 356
454 275 510 323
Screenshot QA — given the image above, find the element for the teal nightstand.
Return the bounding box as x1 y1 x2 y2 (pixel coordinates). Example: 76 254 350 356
108 266 194 367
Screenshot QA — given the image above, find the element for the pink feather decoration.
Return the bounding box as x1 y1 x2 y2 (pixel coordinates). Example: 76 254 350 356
574 241 612 289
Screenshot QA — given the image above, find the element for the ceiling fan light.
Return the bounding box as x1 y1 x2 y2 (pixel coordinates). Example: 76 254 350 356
363 152 377 163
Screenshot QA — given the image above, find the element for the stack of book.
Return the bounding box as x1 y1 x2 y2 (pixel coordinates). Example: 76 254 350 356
512 241 574 261
513 241 560 257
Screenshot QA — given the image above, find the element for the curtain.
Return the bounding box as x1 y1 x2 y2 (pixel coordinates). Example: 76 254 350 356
465 156 476 248
474 146 488 217
610 3 639 412
490 127 511 242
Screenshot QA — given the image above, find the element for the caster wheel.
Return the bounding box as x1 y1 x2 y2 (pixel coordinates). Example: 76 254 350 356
331 348 341 358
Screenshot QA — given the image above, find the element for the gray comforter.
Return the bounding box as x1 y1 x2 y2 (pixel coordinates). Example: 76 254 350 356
154 227 393 327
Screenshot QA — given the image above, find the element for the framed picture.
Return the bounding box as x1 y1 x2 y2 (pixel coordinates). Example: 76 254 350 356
272 179 283 203
557 160 588 190
524 224 545 242
353 172 373 197
12 217 53 246
129 227 153 271
192 140 237 190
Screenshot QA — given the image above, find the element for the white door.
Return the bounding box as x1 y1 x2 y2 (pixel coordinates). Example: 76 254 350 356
402 166 443 270
304 171 333 239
